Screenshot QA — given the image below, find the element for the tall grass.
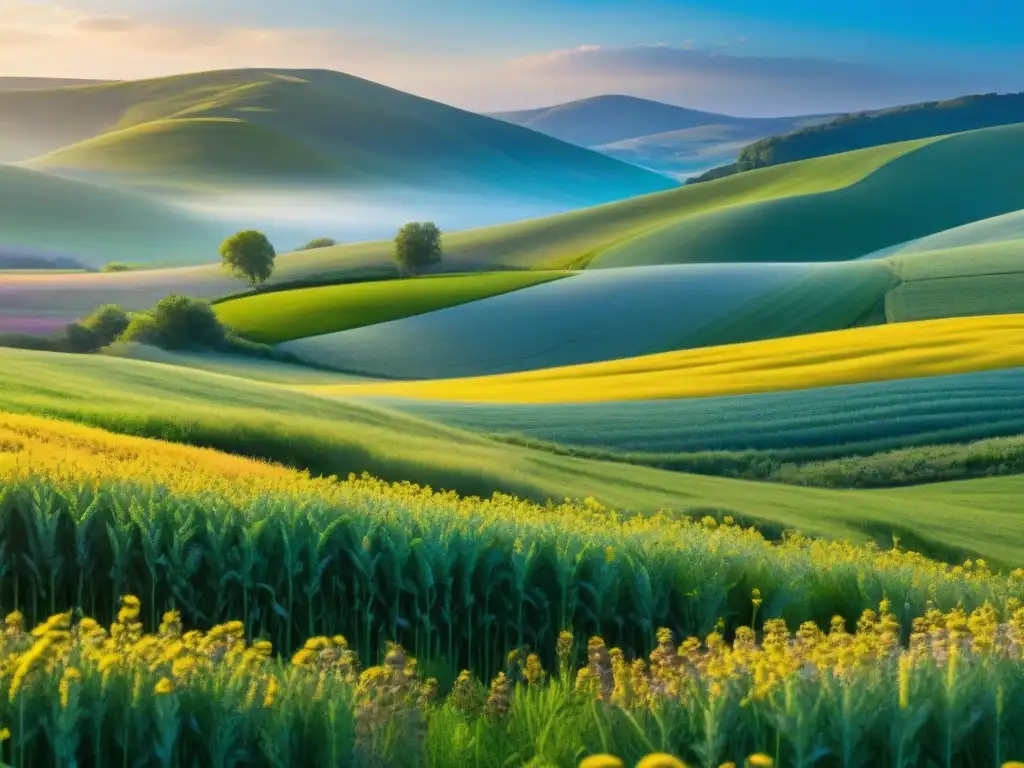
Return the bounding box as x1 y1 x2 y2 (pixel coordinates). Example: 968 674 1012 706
1 411 1021 681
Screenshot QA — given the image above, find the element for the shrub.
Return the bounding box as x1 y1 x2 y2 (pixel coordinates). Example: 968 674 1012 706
81 304 130 347
394 222 442 276
121 295 225 350
59 322 100 353
100 261 134 272
298 237 337 250
220 230 276 286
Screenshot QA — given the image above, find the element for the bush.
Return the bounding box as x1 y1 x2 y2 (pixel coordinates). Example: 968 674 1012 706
298 237 337 250
121 295 225 350
101 261 134 273
58 322 99 353
81 304 131 347
220 230 276 286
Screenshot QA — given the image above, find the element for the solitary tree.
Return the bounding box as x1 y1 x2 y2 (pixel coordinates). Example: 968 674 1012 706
393 222 442 276
220 230 276 286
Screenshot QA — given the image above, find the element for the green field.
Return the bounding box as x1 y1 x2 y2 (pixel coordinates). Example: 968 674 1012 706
215 271 568 344
277 262 892 378
3 346 1024 565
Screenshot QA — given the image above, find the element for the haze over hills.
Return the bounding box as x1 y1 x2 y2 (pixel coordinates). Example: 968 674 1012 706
0 77 113 92
488 94 834 178
0 68 678 265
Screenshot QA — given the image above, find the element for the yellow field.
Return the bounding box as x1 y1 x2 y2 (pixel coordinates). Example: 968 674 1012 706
305 313 1024 403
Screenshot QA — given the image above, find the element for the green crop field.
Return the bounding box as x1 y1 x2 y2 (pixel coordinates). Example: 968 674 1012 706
3 346 1024 566
215 271 568 344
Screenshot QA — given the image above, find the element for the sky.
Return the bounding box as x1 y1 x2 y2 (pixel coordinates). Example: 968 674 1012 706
1 0 1023 115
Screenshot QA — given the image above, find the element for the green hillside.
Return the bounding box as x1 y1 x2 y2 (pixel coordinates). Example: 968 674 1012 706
2 345 1024 564
0 164 223 267
592 124 1024 268
215 271 568 344
694 91 1024 181
29 118 345 188
7 68 675 204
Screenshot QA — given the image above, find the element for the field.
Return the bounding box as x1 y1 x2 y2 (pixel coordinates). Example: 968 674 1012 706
307 314 1024 403
3 413 1024 765
7 62 1024 767
215 271 568 344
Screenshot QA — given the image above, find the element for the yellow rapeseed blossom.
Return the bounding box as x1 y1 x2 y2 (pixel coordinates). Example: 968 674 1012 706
577 756 624 768
637 754 689 768
746 755 774 768
153 677 175 696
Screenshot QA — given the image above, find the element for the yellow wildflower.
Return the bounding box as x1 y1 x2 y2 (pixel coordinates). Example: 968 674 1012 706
637 754 689 768
154 677 175 695
746 755 774 768
578 756 624 768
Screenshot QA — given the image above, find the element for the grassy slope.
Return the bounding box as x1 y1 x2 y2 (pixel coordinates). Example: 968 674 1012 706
28 118 344 188
13 69 674 203
592 124 1024 268
0 165 222 267
312 314 1024 403
1 346 1023 564
215 271 568 344
279 262 893 378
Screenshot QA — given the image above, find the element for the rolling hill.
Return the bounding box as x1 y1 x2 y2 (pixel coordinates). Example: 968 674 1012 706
6 69 675 205
695 90 1024 181
489 95 833 177
0 164 224 268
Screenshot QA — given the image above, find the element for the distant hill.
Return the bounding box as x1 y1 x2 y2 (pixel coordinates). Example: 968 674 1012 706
694 92 1024 182
0 77 112 92
2 69 674 206
488 95 833 178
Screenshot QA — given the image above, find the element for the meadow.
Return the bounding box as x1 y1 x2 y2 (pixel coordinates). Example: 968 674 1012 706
3 413 1024 766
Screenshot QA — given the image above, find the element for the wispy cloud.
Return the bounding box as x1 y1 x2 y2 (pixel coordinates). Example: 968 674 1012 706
506 43 1024 115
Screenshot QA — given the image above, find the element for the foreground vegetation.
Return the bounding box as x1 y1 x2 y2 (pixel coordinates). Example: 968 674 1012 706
2 415 1024 765
4 596 1024 767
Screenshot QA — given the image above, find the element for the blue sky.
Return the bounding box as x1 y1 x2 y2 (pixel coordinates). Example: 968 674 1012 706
2 0 1022 114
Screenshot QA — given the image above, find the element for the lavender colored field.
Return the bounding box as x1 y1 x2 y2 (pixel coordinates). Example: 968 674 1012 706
0 314 70 335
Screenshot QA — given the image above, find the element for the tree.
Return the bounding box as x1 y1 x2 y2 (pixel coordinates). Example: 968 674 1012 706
81 304 131 347
393 222 442 276
220 230 276 286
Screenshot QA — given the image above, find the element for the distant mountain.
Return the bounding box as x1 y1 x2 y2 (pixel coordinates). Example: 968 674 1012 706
489 95 834 178
694 92 1024 183
0 77 112 92
1 69 675 206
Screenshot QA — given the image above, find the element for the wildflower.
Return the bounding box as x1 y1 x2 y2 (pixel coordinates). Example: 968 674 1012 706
637 754 689 768
263 675 279 708
59 666 82 709
523 654 545 685
746 755 774 768
154 677 174 695
578 756 624 768
484 672 511 719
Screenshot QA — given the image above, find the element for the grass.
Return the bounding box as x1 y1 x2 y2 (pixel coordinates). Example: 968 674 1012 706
215 271 568 344
0 164 222 267
5 414 1024 765
4 347 1024 564
591 124 1024 268
303 313 1024 404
